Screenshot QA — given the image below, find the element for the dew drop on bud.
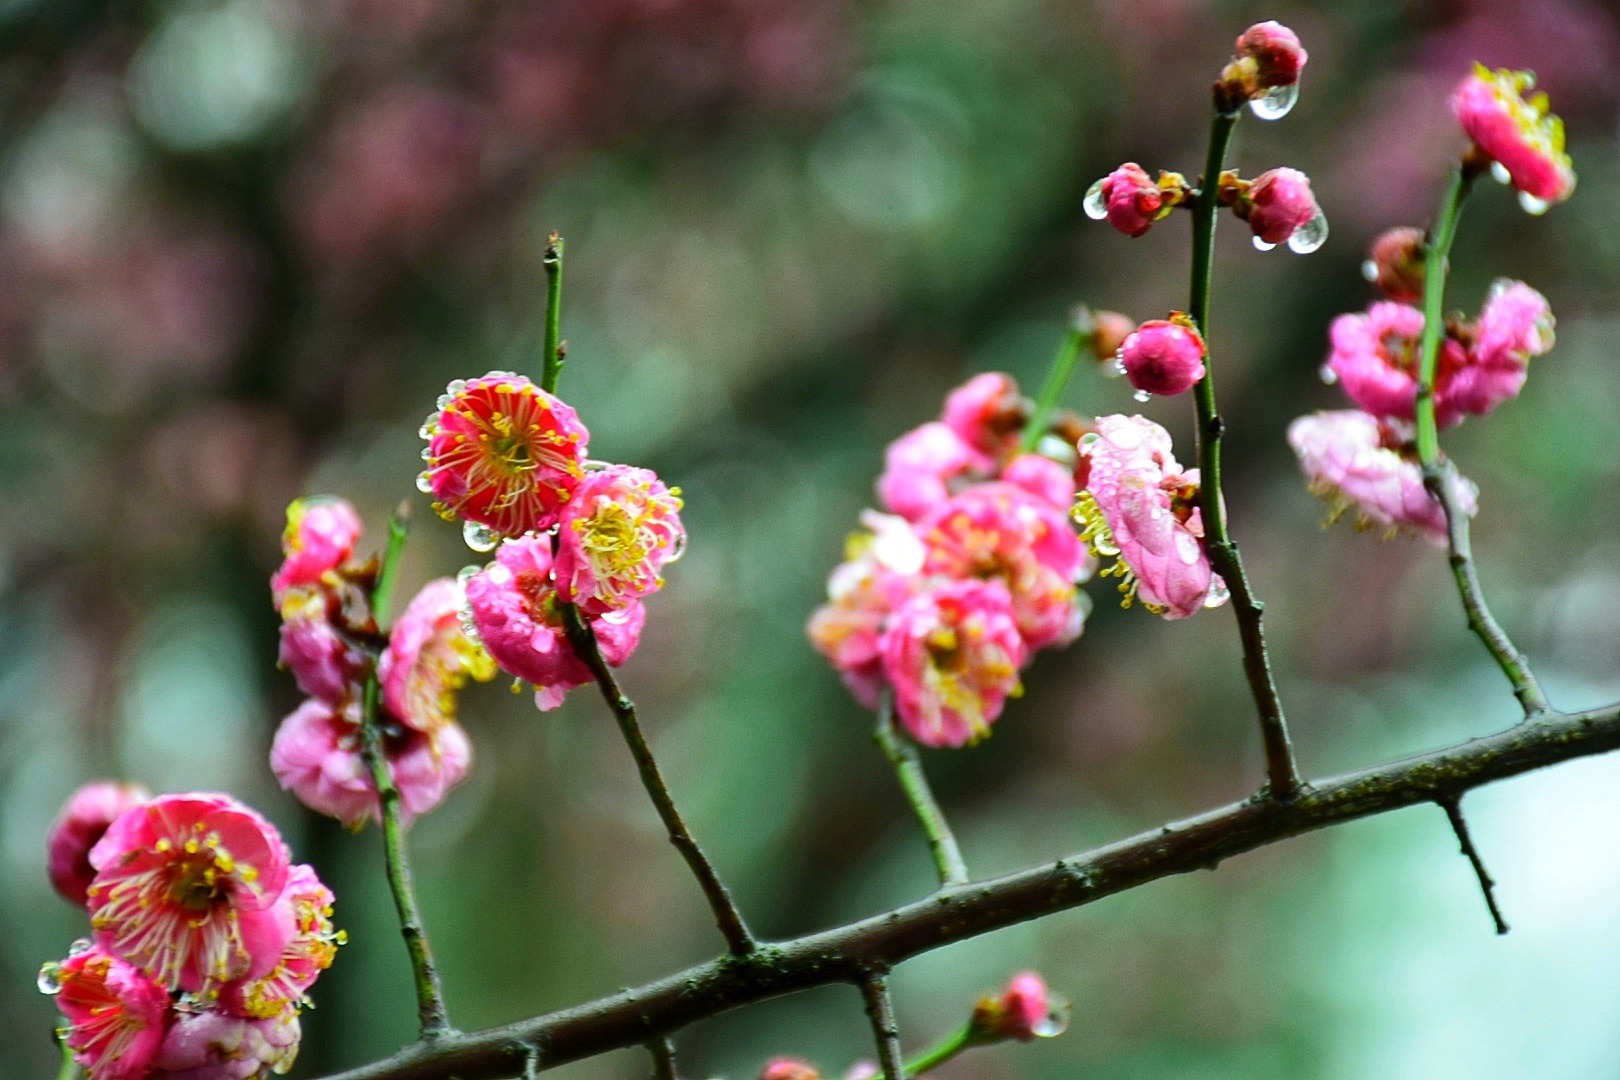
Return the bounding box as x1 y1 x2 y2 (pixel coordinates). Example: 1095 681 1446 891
1252 236 1277 252
1288 211 1329 254
1204 577 1231 608
1361 259 1379 283
1132 389 1152 403
463 520 500 552
1103 354 1126 378
1083 179 1109 220
415 472 435 493
38 962 62 995
1319 362 1339 385
1491 161 1512 185
665 531 688 564
1248 82 1298 120
1517 190 1551 216
1032 999 1071 1038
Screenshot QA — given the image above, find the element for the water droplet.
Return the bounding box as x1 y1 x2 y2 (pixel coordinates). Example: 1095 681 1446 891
1319 362 1338 385
67 938 91 958
1204 577 1231 608
456 564 481 585
1078 432 1101 451
1252 236 1276 252
1035 434 1077 464
1361 259 1379 283
447 379 467 394
1248 81 1298 120
436 393 453 409
1288 211 1329 254
1103 354 1126 378
1083 178 1109 220
1517 190 1551 216
1132 389 1152 403
463 520 500 552
38 963 62 995
415 473 435 493
1491 161 1512 185
582 459 612 473
1031 998 1071 1038
418 421 434 439
599 607 634 626
665 531 688 564
420 447 434 461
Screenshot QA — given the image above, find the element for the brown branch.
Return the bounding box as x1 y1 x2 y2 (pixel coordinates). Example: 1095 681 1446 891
646 1038 678 1080
314 702 1620 1080
1438 794 1509 935
858 973 905 1080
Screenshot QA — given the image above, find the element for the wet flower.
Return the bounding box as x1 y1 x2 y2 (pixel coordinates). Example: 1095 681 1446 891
277 615 366 706
1287 410 1477 545
942 372 1026 457
419 372 589 539
1234 21 1307 88
807 511 925 709
876 421 993 521
1325 301 1470 427
464 536 645 710
1000 453 1076 511
1238 168 1328 252
380 578 496 733
1074 415 1226 620
152 1006 301 1080
220 865 341 1020
760 1058 821 1080
270 699 472 828
555 464 685 614
1084 163 1188 238
269 498 362 604
971 971 1069 1043
1119 317 1207 398
48 781 152 907
50 946 171 1080
880 579 1027 748
86 794 291 993
1363 227 1427 303
1444 279 1553 419
918 483 1091 651
1452 65 1575 210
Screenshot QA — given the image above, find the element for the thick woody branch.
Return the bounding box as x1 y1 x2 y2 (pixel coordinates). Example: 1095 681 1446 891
316 702 1620 1080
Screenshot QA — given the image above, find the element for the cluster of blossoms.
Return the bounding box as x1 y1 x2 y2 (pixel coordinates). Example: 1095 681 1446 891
41 784 339 1079
1289 66 1568 545
420 372 686 710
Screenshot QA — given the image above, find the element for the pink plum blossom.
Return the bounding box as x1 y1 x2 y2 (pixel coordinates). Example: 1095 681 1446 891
807 511 925 709
759 1059 821 1080
269 498 362 602
48 781 151 907
50 946 172 1080
1452 65 1575 208
277 615 365 705
1091 163 1168 238
219 864 341 1020
1472 278 1555 369
918 483 1090 651
1325 301 1470 427
880 579 1027 748
152 1006 301 1080
419 372 590 538
1234 21 1307 88
380 578 496 733
1000 453 1076 511
942 372 1025 457
1074 415 1226 620
1119 319 1207 398
464 535 645 711
876 421 993 521
1242 168 1325 249
270 699 472 828
555 464 685 614
1287 411 1477 546
1365 227 1427 303
87 794 291 993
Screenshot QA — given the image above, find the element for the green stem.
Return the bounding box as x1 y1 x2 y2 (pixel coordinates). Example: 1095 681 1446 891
873 691 969 887
359 509 453 1038
901 1024 978 1077
1188 107 1301 799
56 1031 78 1080
559 604 756 955
1413 168 1472 465
541 234 565 394
1018 321 1087 454
859 973 906 1080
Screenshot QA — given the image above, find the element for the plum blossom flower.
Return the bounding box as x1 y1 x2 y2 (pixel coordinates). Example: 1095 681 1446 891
49 945 172 1080
276 615 365 706
1239 168 1327 251
220 864 341 1020
1363 227 1427 303
1452 65 1575 210
464 536 645 710
1443 280 1553 419
876 421 992 521
807 511 925 709
270 699 472 828
1287 411 1477 545
1325 301 1470 427
419 372 589 539
942 372 1026 457
269 498 362 603
1000 453 1076 511
86 794 291 994
48 781 152 906
1073 415 1226 620
918 483 1091 651
880 579 1027 748
971 971 1069 1043
152 1006 300 1080
1085 163 1188 238
1119 318 1206 398
380 578 496 733
555 464 685 614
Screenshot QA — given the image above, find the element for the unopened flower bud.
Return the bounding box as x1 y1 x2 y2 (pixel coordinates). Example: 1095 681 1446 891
1451 64 1575 212
970 972 1070 1043
1217 22 1307 116
1086 310 1136 362
1363 227 1427 303
1119 316 1206 398
1084 164 1188 238
47 781 151 906
1236 168 1328 253
760 1058 820 1080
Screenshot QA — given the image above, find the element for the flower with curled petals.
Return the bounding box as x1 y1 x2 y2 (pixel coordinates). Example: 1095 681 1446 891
220 864 342 1020
876 421 992 521
48 946 171 1080
419 372 589 538
1073 415 1226 620
1325 301 1470 427
270 498 362 605
380 578 496 733
807 511 925 709
1000 453 1075 511
276 615 366 706
555 464 685 614
153 1006 301 1080
1452 65 1575 210
1447 278 1555 417
86 794 291 993
942 372 1026 457
48 781 151 907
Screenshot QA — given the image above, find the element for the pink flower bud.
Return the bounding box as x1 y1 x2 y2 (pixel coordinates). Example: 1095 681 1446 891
1364 227 1427 303
1119 318 1207 397
760 1058 821 1080
47 781 151 906
277 614 366 705
995 972 1068 1041
1234 21 1307 88
1242 168 1326 251
270 498 362 601
1086 163 1175 238
153 1007 301 1080
50 946 172 1080
1451 65 1575 210
942 372 1026 457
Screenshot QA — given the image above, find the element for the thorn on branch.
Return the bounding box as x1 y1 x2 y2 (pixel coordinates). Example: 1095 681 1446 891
1439 795 1509 935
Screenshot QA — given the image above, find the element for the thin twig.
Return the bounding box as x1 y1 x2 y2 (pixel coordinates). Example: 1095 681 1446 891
541 233 565 394
1018 318 1087 454
1438 794 1509 935
560 604 756 955
1187 105 1301 799
646 1038 678 1080
873 691 969 887
313 700 1620 1080
859 973 906 1080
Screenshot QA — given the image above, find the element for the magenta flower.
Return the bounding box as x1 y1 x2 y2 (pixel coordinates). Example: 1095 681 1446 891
1074 415 1226 620
972 971 1069 1042
918 483 1090 651
1242 168 1327 252
1119 318 1207 398
1087 163 1170 238
419 372 590 540
880 579 1027 748
48 781 151 907
1364 226 1427 303
277 614 365 705
269 498 362 603
1325 301 1470 427
270 699 472 828
1444 280 1552 419
464 535 645 711
152 1007 301 1080
1287 411 1478 545
1000 453 1076 511
807 511 926 709
219 864 341 1020
1452 65 1575 210
876 421 993 521
555 464 685 614
942 372 1025 457
86 794 291 993
50 946 172 1080
380 578 496 734
1234 21 1307 88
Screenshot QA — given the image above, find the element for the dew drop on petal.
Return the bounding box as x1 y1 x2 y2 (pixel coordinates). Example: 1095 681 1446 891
418 421 435 439
665 531 688 564
582 459 612 473
1491 161 1512 185
1248 81 1298 120
1036 434 1078 464
1078 432 1101 451
415 472 435 493
1517 190 1551 216
456 564 481 585
1319 362 1339 385
67 938 91 958
37 963 61 995
1083 178 1109 220
1361 259 1379 283
1133 389 1152 403
463 520 500 552
1252 236 1277 252
1288 212 1329 254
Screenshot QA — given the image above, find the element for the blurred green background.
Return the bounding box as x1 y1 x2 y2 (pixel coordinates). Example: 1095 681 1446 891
4 0 1620 1077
